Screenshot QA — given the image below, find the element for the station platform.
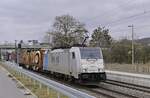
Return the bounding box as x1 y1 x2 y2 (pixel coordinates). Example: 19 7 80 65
0 65 33 98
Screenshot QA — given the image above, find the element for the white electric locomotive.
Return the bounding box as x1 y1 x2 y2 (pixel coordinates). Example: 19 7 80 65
43 47 106 84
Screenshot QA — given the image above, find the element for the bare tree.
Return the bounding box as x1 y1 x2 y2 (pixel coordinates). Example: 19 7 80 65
90 27 112 48
51 15 88 47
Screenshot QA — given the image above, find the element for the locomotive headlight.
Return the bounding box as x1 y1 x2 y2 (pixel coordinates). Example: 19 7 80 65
98 68 105 72
83 68 87 72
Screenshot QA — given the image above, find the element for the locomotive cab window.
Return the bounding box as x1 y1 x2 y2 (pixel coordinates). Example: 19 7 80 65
80 48 103 59
72 52 75 59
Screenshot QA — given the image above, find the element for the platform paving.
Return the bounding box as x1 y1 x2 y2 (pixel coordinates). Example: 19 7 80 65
0 66 32 98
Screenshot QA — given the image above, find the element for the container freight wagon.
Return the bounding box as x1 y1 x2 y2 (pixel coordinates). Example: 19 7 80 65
43 47 106 84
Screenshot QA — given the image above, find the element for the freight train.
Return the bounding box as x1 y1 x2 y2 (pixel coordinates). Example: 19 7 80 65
5 46 106 84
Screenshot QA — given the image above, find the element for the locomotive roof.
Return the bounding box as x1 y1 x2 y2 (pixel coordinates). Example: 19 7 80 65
51 44 87 50
51 48 70 53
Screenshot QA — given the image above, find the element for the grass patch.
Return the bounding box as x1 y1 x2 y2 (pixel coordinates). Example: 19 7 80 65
1 63 68 98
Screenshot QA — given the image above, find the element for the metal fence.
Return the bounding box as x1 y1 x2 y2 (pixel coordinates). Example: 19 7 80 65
2 61 95 98
106 63 150 74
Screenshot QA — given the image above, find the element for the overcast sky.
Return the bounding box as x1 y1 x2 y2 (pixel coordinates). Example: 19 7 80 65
0 0 150 43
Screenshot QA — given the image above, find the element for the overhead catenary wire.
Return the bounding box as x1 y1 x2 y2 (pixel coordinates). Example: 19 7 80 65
85 0 136 26
111 24 150 32
86 1 150 28
104 10 150 27
109 24 150 41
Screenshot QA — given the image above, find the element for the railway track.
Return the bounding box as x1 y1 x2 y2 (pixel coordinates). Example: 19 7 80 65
96 79 150 98
3 61 150 98
105 79 150 94
6 60 146 98
90 87 138 98
25 69 112 98
25 69 150 98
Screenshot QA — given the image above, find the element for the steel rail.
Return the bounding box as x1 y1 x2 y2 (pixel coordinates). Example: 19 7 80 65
105 79 150 93
3 61 95 98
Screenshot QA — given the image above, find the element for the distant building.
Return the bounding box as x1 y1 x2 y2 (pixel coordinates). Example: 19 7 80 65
28 40 39 45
